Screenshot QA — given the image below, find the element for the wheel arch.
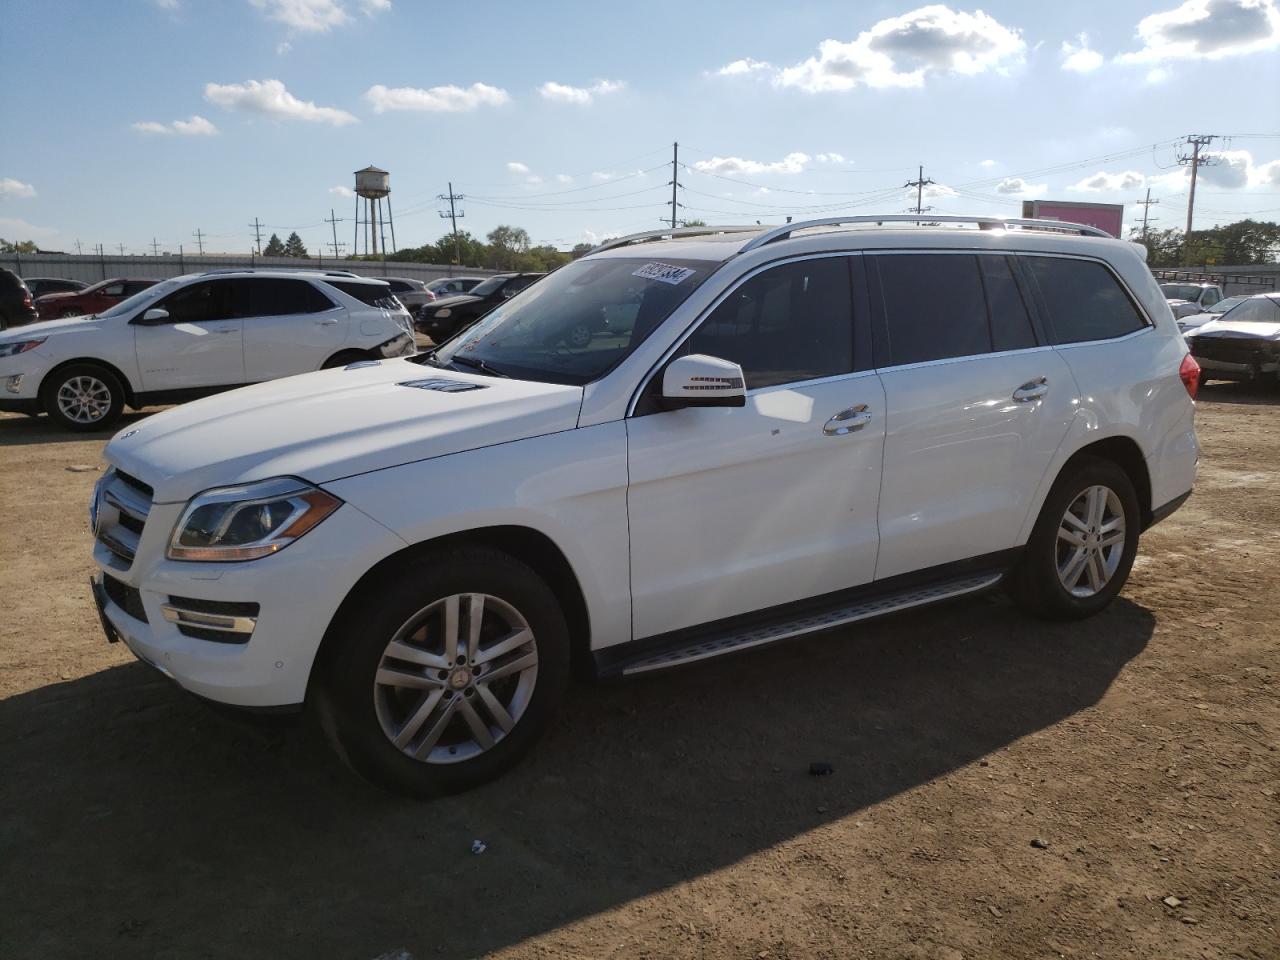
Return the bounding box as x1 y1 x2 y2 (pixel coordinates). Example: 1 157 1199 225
312 524 593 692
38 357 138 408
1056 435 1153 529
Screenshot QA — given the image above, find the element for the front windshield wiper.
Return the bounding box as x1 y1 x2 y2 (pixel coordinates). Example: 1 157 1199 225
450 354 512 378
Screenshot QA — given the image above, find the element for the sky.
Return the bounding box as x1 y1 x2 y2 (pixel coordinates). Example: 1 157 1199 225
1 0 1278 256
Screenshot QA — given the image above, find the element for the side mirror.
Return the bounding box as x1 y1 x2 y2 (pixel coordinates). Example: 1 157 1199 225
135 307 169 325
660 354 747 409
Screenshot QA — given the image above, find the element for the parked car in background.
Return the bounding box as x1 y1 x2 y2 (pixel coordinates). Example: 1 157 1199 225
0 269 415 430
83 216 1198 797
1177 294 1248 334
23 277 88 300
379 276 436 314
0 268 38 330
1184 292 1280 385
425 276 485 299
36 278 159 320
416 272 544 342
1160 282 1224 320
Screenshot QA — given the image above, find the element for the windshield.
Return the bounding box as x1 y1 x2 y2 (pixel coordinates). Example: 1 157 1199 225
96 277 182 319
1160 283 1206 301
1208 296 1245 313
468 275 511 297
428 257 715 385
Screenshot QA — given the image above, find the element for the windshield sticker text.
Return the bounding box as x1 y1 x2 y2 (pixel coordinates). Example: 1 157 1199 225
633 262 697 286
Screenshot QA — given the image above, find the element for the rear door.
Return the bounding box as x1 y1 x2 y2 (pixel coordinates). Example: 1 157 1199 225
133 279 245 391
871 251 1077 580
240 278 347 381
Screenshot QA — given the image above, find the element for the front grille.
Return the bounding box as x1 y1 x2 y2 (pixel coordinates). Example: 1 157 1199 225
95 469 154 565
103 575 148 623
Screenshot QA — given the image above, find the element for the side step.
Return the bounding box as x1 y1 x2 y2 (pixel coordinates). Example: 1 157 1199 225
614 572 1003 677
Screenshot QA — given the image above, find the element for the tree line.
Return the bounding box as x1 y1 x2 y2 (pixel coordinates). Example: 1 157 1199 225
1129 219 1279 267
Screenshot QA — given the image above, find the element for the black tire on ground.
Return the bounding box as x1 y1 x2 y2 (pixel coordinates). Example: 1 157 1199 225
1007 456 1141 621
320 546 572 798
42 363 125 432
59 309 83 319
321 350 372 369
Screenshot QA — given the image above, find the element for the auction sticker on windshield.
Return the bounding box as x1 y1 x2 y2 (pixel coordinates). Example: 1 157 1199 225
633 262 697 285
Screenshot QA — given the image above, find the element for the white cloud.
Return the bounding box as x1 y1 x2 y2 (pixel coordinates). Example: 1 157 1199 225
329 185 355 197
1146 66 1170 82
556 174 573 184
359 0 390 13
764 5 1025 92
153 0 179 8
537 79 623 105
249 0 349 32
205 78 357 125
591 171 615 183
995 176 1047 196
816 152 846 163
0 178 36 199
277 40 293 54
1061 33 1105 72
979 158 998 167
1118 0 1280 63
131 114 218 135
1254 158 1280 186
0 216 57 240
364 82 509 112
525 174 544 186
693 152 812 176
1069 170 1147 192
714 57 773 76
507 161 530 174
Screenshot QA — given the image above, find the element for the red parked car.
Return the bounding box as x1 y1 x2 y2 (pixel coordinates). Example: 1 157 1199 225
35 277 159 320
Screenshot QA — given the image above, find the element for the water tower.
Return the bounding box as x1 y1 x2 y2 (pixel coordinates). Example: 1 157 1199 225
353 165 396 257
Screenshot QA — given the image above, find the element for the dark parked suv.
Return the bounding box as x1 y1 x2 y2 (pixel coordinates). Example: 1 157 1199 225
416 272 543 342
0 268 38 330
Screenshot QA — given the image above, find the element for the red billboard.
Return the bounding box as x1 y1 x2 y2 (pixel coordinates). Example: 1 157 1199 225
1021 200 1124 238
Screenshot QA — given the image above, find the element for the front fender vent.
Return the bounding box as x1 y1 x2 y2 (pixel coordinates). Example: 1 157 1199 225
397 378 488 393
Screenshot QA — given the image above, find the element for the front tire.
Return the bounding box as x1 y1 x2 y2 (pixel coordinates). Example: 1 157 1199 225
42 363 125 432
321 350 371 369
322 547 571 798
1009 457 1140 620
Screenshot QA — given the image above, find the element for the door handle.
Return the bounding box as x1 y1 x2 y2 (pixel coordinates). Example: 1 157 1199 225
214 327 237 334
1012 377 1049 402
315 318 339 326
823 404 872 436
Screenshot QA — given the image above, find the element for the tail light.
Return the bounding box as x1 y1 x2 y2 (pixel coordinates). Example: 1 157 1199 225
1179 353 1201 400
22 291 32 307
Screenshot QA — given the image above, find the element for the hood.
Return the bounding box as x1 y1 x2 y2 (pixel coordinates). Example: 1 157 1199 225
103 358 584 503
0 313 102 341
1188 319 1280 340
425 293 483 311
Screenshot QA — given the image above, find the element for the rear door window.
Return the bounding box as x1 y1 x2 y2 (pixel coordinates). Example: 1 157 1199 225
244 278 334 316
874 253 990 365
1023 256 1147 344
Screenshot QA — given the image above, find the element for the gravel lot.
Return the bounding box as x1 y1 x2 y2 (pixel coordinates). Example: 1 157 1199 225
0 383 1276 960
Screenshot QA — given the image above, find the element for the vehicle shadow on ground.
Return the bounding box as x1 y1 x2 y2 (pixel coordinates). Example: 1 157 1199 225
0 594 1153 959
1199 380 1280 406
0 410 160 447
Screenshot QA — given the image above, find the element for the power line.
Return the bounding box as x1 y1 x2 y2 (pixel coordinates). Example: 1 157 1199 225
1136 188 1160 241
904 165 935 216
1178 134 1220 260
668 142 682 228
192 228 205 255
438 182 465 265
324 208 346 257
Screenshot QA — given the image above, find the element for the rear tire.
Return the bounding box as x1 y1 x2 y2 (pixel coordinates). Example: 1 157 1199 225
321 350 371 369
1008 457 1140 620
42 363 125 432
321 547 571 798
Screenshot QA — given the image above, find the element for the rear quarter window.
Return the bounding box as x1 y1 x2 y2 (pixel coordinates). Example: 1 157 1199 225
1023 256 1147 344
324 280 395 307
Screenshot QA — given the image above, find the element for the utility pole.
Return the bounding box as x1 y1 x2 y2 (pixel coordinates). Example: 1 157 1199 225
192 228 205 255
437 182 465 267
249 217 264 255
668 141 681 229
1178 134 1218 264
904 165 936 217
117 243 126 256
75 239 83 256
324 208 345 258
150 237 160 257
1136 188 1160 242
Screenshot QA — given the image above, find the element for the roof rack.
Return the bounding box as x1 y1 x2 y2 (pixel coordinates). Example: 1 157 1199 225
587 225 765 256
195 268 364 278
740 215 1114 251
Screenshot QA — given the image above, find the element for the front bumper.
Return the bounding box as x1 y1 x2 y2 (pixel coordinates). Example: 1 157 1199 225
92 492 407 708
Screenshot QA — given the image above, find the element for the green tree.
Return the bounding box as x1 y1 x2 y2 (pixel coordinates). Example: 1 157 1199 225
486 225 531 270
0 238 38 253
571 242 594 259
681 219 708 227
1131 219 1280 267
283 231 308 258
263 233 286 257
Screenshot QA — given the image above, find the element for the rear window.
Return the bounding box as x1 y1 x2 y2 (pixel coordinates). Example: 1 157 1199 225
1025 257 1146 344
324 279 398 309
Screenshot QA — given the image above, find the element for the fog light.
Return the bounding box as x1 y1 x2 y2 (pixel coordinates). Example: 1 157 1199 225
4 374 23 394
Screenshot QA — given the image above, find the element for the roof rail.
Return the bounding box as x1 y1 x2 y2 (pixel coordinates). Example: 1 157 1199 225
587 225 764 256
739 214 1114 252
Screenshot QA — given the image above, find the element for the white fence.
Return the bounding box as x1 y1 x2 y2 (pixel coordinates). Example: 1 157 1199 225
1 252 501 285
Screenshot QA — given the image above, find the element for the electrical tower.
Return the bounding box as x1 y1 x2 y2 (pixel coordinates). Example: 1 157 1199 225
668 141 684 229
150 237 160 257
192 228 205 255
904 165 935 219
324 208 346 258
1177 134 1219 262
1135 188 1160 242
438 182 465 266
249 217 264 256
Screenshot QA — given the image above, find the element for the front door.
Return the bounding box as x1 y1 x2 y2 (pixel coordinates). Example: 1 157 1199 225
133 278 245 391
627 255 884 639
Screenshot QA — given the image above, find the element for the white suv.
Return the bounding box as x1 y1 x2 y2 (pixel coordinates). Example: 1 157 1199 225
87 216 1200 797
0 270 415 431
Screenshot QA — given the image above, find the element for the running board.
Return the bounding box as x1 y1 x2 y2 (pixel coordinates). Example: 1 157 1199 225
614 572 1004 677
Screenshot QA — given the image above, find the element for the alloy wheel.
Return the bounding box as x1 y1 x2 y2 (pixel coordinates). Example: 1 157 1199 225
56 375 112 424
1056 485 1126 598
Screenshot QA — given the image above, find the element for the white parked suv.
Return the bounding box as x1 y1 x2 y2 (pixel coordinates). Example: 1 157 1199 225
0 269 415 431
87 216 1200 797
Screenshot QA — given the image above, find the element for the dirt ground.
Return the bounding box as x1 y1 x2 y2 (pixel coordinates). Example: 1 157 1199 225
1 382 1277 960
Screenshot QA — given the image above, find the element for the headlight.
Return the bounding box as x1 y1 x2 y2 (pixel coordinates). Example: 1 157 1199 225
433 308 451 319
167 477 342 562
0 338 46 358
